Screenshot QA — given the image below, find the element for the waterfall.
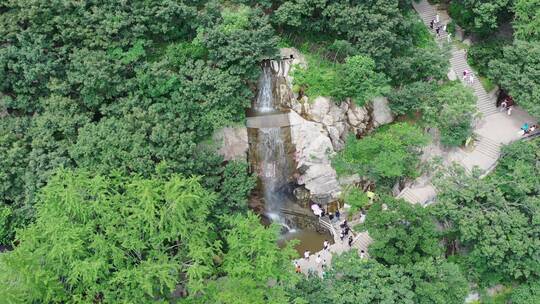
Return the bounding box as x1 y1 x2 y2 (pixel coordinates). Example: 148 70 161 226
254 65 274 113
252 63 295 231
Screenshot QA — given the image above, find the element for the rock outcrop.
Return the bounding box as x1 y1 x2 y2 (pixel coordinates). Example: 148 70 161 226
265 47 395 204
213 126 249 161
371 96 393 128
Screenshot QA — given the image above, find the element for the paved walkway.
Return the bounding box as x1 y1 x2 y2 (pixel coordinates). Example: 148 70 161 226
294 212 371 276
398 0 537 206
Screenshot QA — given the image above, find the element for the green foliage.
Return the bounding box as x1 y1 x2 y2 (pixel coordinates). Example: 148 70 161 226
388 81 438 116
449 0 513 36
215 161 257 217
342 187 369 217
273 0 435 84
467 39 509 78
488 40 540 118
333 122 429 185
0 0 278 243
0 170 219 303
423 83 477 146
335 55 390 105
191 213 298 304
433 140 540 283
511 282 540 304
290 252 468 304
293 53 389 105
513 0 540 41
292 52 341 100
201 6 279 79
361 196 442 265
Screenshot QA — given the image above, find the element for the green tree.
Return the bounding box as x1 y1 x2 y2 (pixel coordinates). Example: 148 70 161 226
424 83 477 147
361 196 442 266
190 213 298 304
449 0 513 35
488 40 540 118
334 55 390 106
433 140 540 282
407 258 469 304
0 170 220 303
290 252 468 304
511 282 540 304
388 81 438 116
513 0 540 41
333 122 429 186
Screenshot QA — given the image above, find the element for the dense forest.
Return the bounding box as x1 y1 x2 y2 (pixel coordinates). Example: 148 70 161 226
0 0 539 303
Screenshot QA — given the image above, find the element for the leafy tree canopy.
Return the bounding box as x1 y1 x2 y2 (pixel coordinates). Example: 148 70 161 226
290 251 468 304
333 122 429 186
361 196 442 266
0 170 220 303
488 40 540 118
432 140 540 283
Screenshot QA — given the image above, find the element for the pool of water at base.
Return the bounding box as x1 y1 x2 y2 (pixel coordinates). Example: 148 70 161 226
278 229 334 256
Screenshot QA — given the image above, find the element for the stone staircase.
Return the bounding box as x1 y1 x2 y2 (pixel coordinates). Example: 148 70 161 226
397 187 423 204
449 49 499 117
473 134 502 160
412 0 448 41
351 232 372 256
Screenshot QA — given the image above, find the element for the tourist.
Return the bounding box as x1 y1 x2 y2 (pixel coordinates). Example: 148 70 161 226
311 203 322 217
520 123 530 136
447 33 452 43
430 19 434 29
529 124 537 134
435 13 440 24
304 250 310 260
500 100 508 112
344 226 350 236
322 259 327 269
435 26 441 38
323 240 329 251
316 254 322 266
468 73 474 84
463 69 469 82
360 250 366 259
507 106 513 116
339 230 345 242
348 236 353 247
335 209 341 220
340 220 348 229
295 261 301 273
443 24 447 32
328 212 334 221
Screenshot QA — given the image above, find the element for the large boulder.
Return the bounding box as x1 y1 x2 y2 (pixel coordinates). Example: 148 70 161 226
289 111 341 204
371 97 393 127
213 126 248 161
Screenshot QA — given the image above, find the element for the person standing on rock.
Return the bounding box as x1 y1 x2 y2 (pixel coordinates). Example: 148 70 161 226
348 236 354 247
435 13 440 25
335 209 341 221
340 230 345 242
295 261 301 273
323 240 329 251
304 250 310 260
435 26 441 38
430 19 434 29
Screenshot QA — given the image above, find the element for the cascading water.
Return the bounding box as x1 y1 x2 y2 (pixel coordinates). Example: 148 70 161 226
249 59 333 253
252 62 295 231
